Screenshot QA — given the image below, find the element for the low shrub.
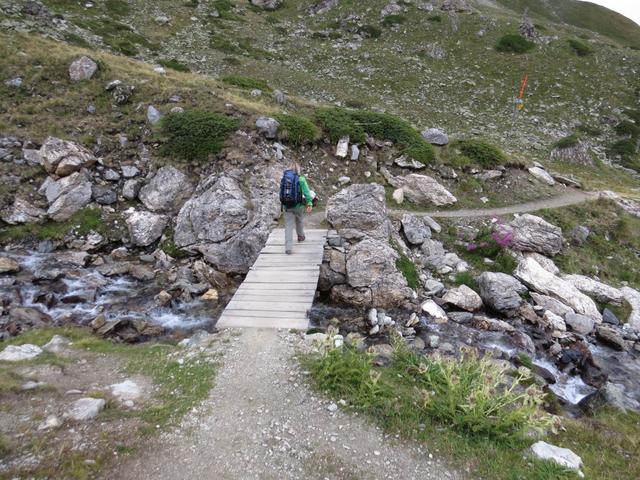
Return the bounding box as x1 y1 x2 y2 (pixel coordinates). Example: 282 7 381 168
220 74 271 92
158 59 190 72
609 138 637 158
454 271 478 291
274 114 319 146
576 124 602 136
568 38 592 56
453 139 509 168
160 109 240 162
381 15 406 27
554 134 580 149
358 24 382 39
495 34 535 54
316 107 435 164
614 120 640 137
624 109 640 124
427 15 442 23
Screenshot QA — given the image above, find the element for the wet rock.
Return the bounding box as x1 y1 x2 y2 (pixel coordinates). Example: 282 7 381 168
421 300 448 323
1 198 47 225
470 315 515 332
125 210 168 247
326 184 390 241
542 310 567 332
0 256 20 273
562 274 624 305
128 264 155 281
401 214 431 245
255 117 279 139
139 166 193 213
0 344 43 361
565 312 595 335
510 214 563 256
477 272 526 314
530 292 575 318
530 441 582 474
421 128 449 146
39 137 96 177
9 307 52 328
201 289 219 303
66 397 105 421
92 184 117 205
330 284 372 308
61 289 97 304
386 172 457 206
596 324 625 351
442 285 482 312
69 56 98 81
515 257 601 321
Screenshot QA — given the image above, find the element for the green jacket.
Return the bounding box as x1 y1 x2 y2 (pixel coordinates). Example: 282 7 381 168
297 175 313 208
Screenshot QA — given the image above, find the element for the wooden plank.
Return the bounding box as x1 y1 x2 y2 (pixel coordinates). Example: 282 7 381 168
235 283 318 292
216 315 308 330
243 272 320 284
230 294 316 304
225 300 311 313
218 309 309 319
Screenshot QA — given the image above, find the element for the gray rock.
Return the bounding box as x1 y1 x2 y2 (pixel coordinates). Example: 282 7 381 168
424 44 447 60
326 184 390 241
604 382 640 412
530 441 582 473
110 379 141 403
336 136 349 158
477 272 526 314
147 105 162 124
470 315 515 332
39 137 96 177
139 166 193 213
528 166 556 186
66 397 105 421
0 344 43 361
565 312 595 335
385 172 457 206
351 145 360 161
562 274 624 305
422 128 449 146
0 256 20 273
43 335 71 354
274 89 286 104
542 310 567 332
401 214 431 245
596 324 625 350
123 179 143 200
250 0 283 10
103 169 121 181
550 141 593 165
346 238 398 288
121 165 140 178
421 300 448 322
522 252 559 275
395 156 424 170
620 287 640 331
255 117 279 139
510 214 563 256
69 56 98 81
4 77 23 87
442 285 483 312
602 308 620 326
422 215 442 233
441 0 470 12
125 210 168 247
381 2 403 17
1 198 47 225
22 148 41 165
515 257 601 321
92 185 117 205
530 292 575 318
570 225 590 245
46 172 92 221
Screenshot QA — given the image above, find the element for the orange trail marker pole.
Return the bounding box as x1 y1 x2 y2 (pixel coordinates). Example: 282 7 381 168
512 73 529 123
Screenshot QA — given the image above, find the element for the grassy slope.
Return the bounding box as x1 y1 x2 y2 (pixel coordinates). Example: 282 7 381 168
496 0 640 48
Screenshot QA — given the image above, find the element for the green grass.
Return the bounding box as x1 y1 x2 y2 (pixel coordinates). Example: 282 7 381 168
157 58 190 72
614 120 640 137
220 74 271 92
274 113 319 146
391 243 420 289
0 207 105 244
358 24 382 39
381 15 406 28
453 271 479 291
452 139 510 169
539 199 640 288
159 108 240 162
303 341 582 480
567 38 592 56
495 34 535 54
554 133 580 149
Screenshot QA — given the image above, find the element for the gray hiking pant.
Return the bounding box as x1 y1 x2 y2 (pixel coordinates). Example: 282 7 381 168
284 206 305 252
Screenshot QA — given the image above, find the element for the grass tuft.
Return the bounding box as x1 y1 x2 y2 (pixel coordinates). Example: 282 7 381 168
495 34 535 53
274 113 319 146
221 74 271 92
453 139 509 168
567 38 593 56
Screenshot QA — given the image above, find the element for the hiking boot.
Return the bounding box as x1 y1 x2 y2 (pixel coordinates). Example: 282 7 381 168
298 235 306 242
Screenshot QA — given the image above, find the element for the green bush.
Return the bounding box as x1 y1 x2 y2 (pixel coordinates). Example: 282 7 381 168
454 139 509 168
454 271 479 291
427 15 442 23
624 109 640 124
274 114 319 146
381 15 406 27
158 59 190 72
220 74 271 92
495 34 535 54
160 109 240 162
614 120 640 137
554 134 580 149
609 138 637 158
316 107 435 164
568 38 592 56
576 124 602 136
358 24 382 38
395 252 420 289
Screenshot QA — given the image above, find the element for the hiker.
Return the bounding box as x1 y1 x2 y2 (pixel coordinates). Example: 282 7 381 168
279 163 313 254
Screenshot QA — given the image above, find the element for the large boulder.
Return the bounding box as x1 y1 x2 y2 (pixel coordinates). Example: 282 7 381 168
139 166 193 213
514 257 601 321
530 292 575 318
442 285 483 312
387 173 457 206
255 116 279 139
44 171 92 221
326 184 390 241
1 198 47 225
562 274 624 305
564 312 595 335
509 214 563 256
69 56 98 81
346 238 398 288
39 137 96 177
421 128 449 146
401 214 431 245
125 210 168 247
175 171 280 273
621 287 640 331
250 0 282 10
528 167 555 186
477 272 527 314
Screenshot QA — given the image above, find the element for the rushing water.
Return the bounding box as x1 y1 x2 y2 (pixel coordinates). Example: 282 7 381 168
1 251 219 332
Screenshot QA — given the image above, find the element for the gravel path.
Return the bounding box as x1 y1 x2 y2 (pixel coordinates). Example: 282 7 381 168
394 190 596 219
109 329 461 480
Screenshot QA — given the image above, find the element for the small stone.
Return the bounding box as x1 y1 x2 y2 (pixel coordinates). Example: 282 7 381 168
38 415 62 431
530 441 583 473
110 379 141 402
201 289 219 303
327 402 338 412
69 56 98 81
147 105 162 124
43 335 71 354
0 256 20 273
66 398 106 421
335 136 349 158
0 344 43 361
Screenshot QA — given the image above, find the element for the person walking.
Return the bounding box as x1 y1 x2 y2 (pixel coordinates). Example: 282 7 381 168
279 163 313 255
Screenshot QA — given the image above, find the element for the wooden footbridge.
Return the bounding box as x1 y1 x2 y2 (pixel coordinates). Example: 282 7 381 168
215 228 328 329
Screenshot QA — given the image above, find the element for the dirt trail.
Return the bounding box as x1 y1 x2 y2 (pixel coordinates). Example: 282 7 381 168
394 190 596 219
109 329 460 480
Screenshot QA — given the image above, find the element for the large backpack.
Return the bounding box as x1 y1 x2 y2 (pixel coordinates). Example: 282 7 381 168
279 170 303 207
